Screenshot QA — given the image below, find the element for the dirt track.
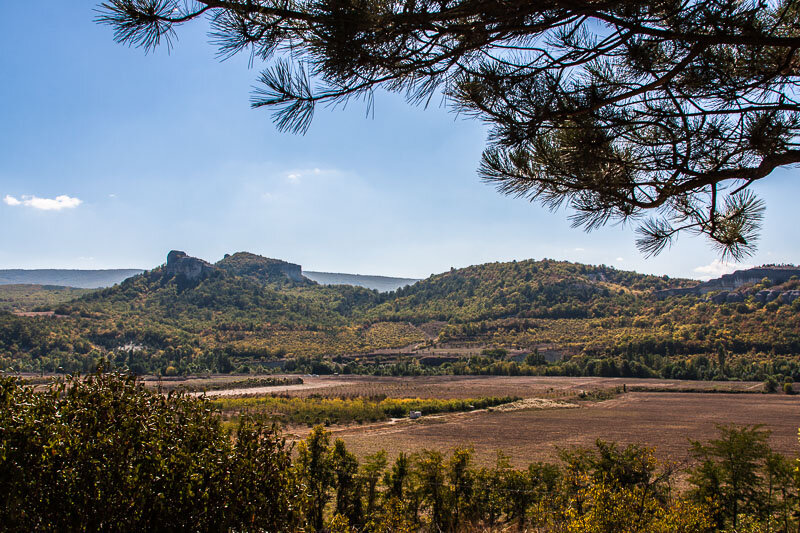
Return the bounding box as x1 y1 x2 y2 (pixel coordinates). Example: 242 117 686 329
192 376 348 397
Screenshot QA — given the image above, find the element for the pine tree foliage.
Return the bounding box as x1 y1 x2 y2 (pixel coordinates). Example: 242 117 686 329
97 0 800 257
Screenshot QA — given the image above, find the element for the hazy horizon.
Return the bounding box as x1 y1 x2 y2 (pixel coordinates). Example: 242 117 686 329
2 248 794 282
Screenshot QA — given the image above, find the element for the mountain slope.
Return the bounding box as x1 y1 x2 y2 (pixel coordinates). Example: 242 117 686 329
368 259 691 322
76 251 380 328
2 252 799 380
0 251 418 373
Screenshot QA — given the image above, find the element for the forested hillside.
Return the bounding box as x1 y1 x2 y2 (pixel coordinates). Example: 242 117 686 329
367 259 691 322
1 252 798 381
0 285 92 313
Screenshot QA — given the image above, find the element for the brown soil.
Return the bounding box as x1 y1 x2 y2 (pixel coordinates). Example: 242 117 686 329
328 391 799 468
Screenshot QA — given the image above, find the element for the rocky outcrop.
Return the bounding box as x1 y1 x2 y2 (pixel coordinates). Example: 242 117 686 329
701 267 800 293
779 290 800 304
754 290 781 303
655 266 800 299
215 252 304 283
277 262 303 282
653 286 699 298
165 250 216 282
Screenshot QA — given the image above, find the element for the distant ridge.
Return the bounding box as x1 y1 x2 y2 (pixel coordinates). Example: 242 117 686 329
303 271 419 292
0 269 144 289
0 265 418 292
8 256 795 295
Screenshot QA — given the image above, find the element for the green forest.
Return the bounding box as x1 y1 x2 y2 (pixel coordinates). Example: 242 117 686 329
1 253 799 382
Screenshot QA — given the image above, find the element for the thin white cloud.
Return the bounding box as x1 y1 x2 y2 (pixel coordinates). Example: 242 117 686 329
616 257 624 262
694 259 753 280
3 194 82 211
284 167 339 183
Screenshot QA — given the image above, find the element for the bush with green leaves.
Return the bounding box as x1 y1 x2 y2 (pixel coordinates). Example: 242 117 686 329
689 424 798 530
0 371 301 531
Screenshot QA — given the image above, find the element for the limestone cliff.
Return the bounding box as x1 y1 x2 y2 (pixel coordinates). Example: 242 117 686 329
701 266 800 293
655 265 800 300
164 250 216 283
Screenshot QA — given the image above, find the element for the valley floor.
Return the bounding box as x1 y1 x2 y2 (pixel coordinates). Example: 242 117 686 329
329 390 799 468
155 374 800 467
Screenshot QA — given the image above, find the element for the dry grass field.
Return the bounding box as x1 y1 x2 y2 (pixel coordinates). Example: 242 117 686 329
319 392 799 468
253 375 800 470
21 373 800 470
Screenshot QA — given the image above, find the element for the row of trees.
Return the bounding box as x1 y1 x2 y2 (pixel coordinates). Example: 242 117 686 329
271 350 800 385
2 371 799 531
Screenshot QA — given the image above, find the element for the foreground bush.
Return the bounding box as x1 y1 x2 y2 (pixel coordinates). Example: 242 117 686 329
0 372 300 531
1 372 798 531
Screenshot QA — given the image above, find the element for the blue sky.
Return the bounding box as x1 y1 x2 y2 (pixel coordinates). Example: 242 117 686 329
1 1 798 280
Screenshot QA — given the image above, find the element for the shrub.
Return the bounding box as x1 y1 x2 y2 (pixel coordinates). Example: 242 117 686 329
764 376 779 393
0 372 300 531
